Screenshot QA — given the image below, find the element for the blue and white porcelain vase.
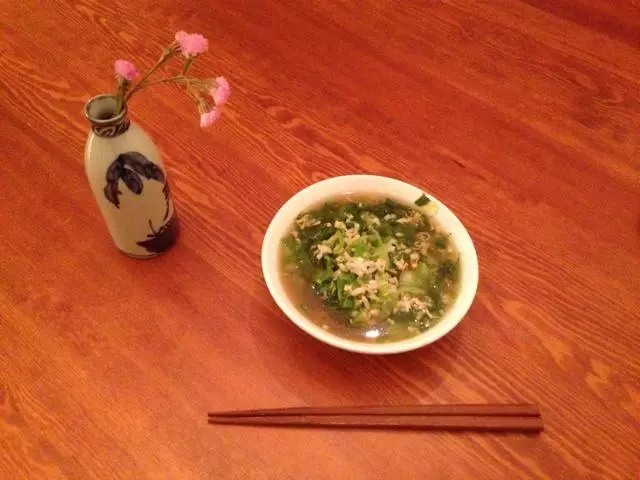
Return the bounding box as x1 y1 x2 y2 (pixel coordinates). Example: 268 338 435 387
83 94 179 258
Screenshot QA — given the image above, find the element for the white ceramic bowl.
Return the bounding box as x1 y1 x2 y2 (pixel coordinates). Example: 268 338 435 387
261 175 478 354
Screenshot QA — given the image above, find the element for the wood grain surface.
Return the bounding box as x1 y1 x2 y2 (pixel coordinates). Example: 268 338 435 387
1 1 639 478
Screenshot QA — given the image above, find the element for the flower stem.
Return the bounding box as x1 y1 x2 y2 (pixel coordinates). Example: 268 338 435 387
125 49 176 102
136 76 186 89
114 80 129 114
182 57 194 75
185 84 200 102
125 75 210 101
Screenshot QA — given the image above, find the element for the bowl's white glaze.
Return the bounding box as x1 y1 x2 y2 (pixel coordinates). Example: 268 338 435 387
261 175 479 354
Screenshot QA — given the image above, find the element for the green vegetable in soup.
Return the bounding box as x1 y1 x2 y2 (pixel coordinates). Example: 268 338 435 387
433 234 449 249
279 194 460 342
414 193 431 207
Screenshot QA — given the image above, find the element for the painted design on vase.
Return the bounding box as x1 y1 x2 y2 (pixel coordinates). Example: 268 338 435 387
92 119 131 138
137 182 179 254
103 151 179 254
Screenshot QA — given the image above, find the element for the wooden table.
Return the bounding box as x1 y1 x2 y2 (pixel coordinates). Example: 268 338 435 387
1 1 639 478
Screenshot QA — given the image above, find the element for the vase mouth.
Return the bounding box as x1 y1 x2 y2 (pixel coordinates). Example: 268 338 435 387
84 94 130 137
84 94 128 125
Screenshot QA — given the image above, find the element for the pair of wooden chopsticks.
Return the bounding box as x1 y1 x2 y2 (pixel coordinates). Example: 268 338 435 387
208 404 543 432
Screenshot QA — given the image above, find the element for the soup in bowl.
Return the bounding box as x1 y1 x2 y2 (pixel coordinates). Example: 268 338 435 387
262 175 478 354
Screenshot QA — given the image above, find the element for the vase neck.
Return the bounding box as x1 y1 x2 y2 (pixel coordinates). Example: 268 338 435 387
84 94 131 138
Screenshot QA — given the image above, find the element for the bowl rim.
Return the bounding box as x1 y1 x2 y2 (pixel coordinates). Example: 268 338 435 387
261 174 479 354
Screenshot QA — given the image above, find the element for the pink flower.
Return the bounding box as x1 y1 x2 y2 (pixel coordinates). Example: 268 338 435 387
114 59 140 81
175 31 208 57
200 108 220 128
211 76 231 105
